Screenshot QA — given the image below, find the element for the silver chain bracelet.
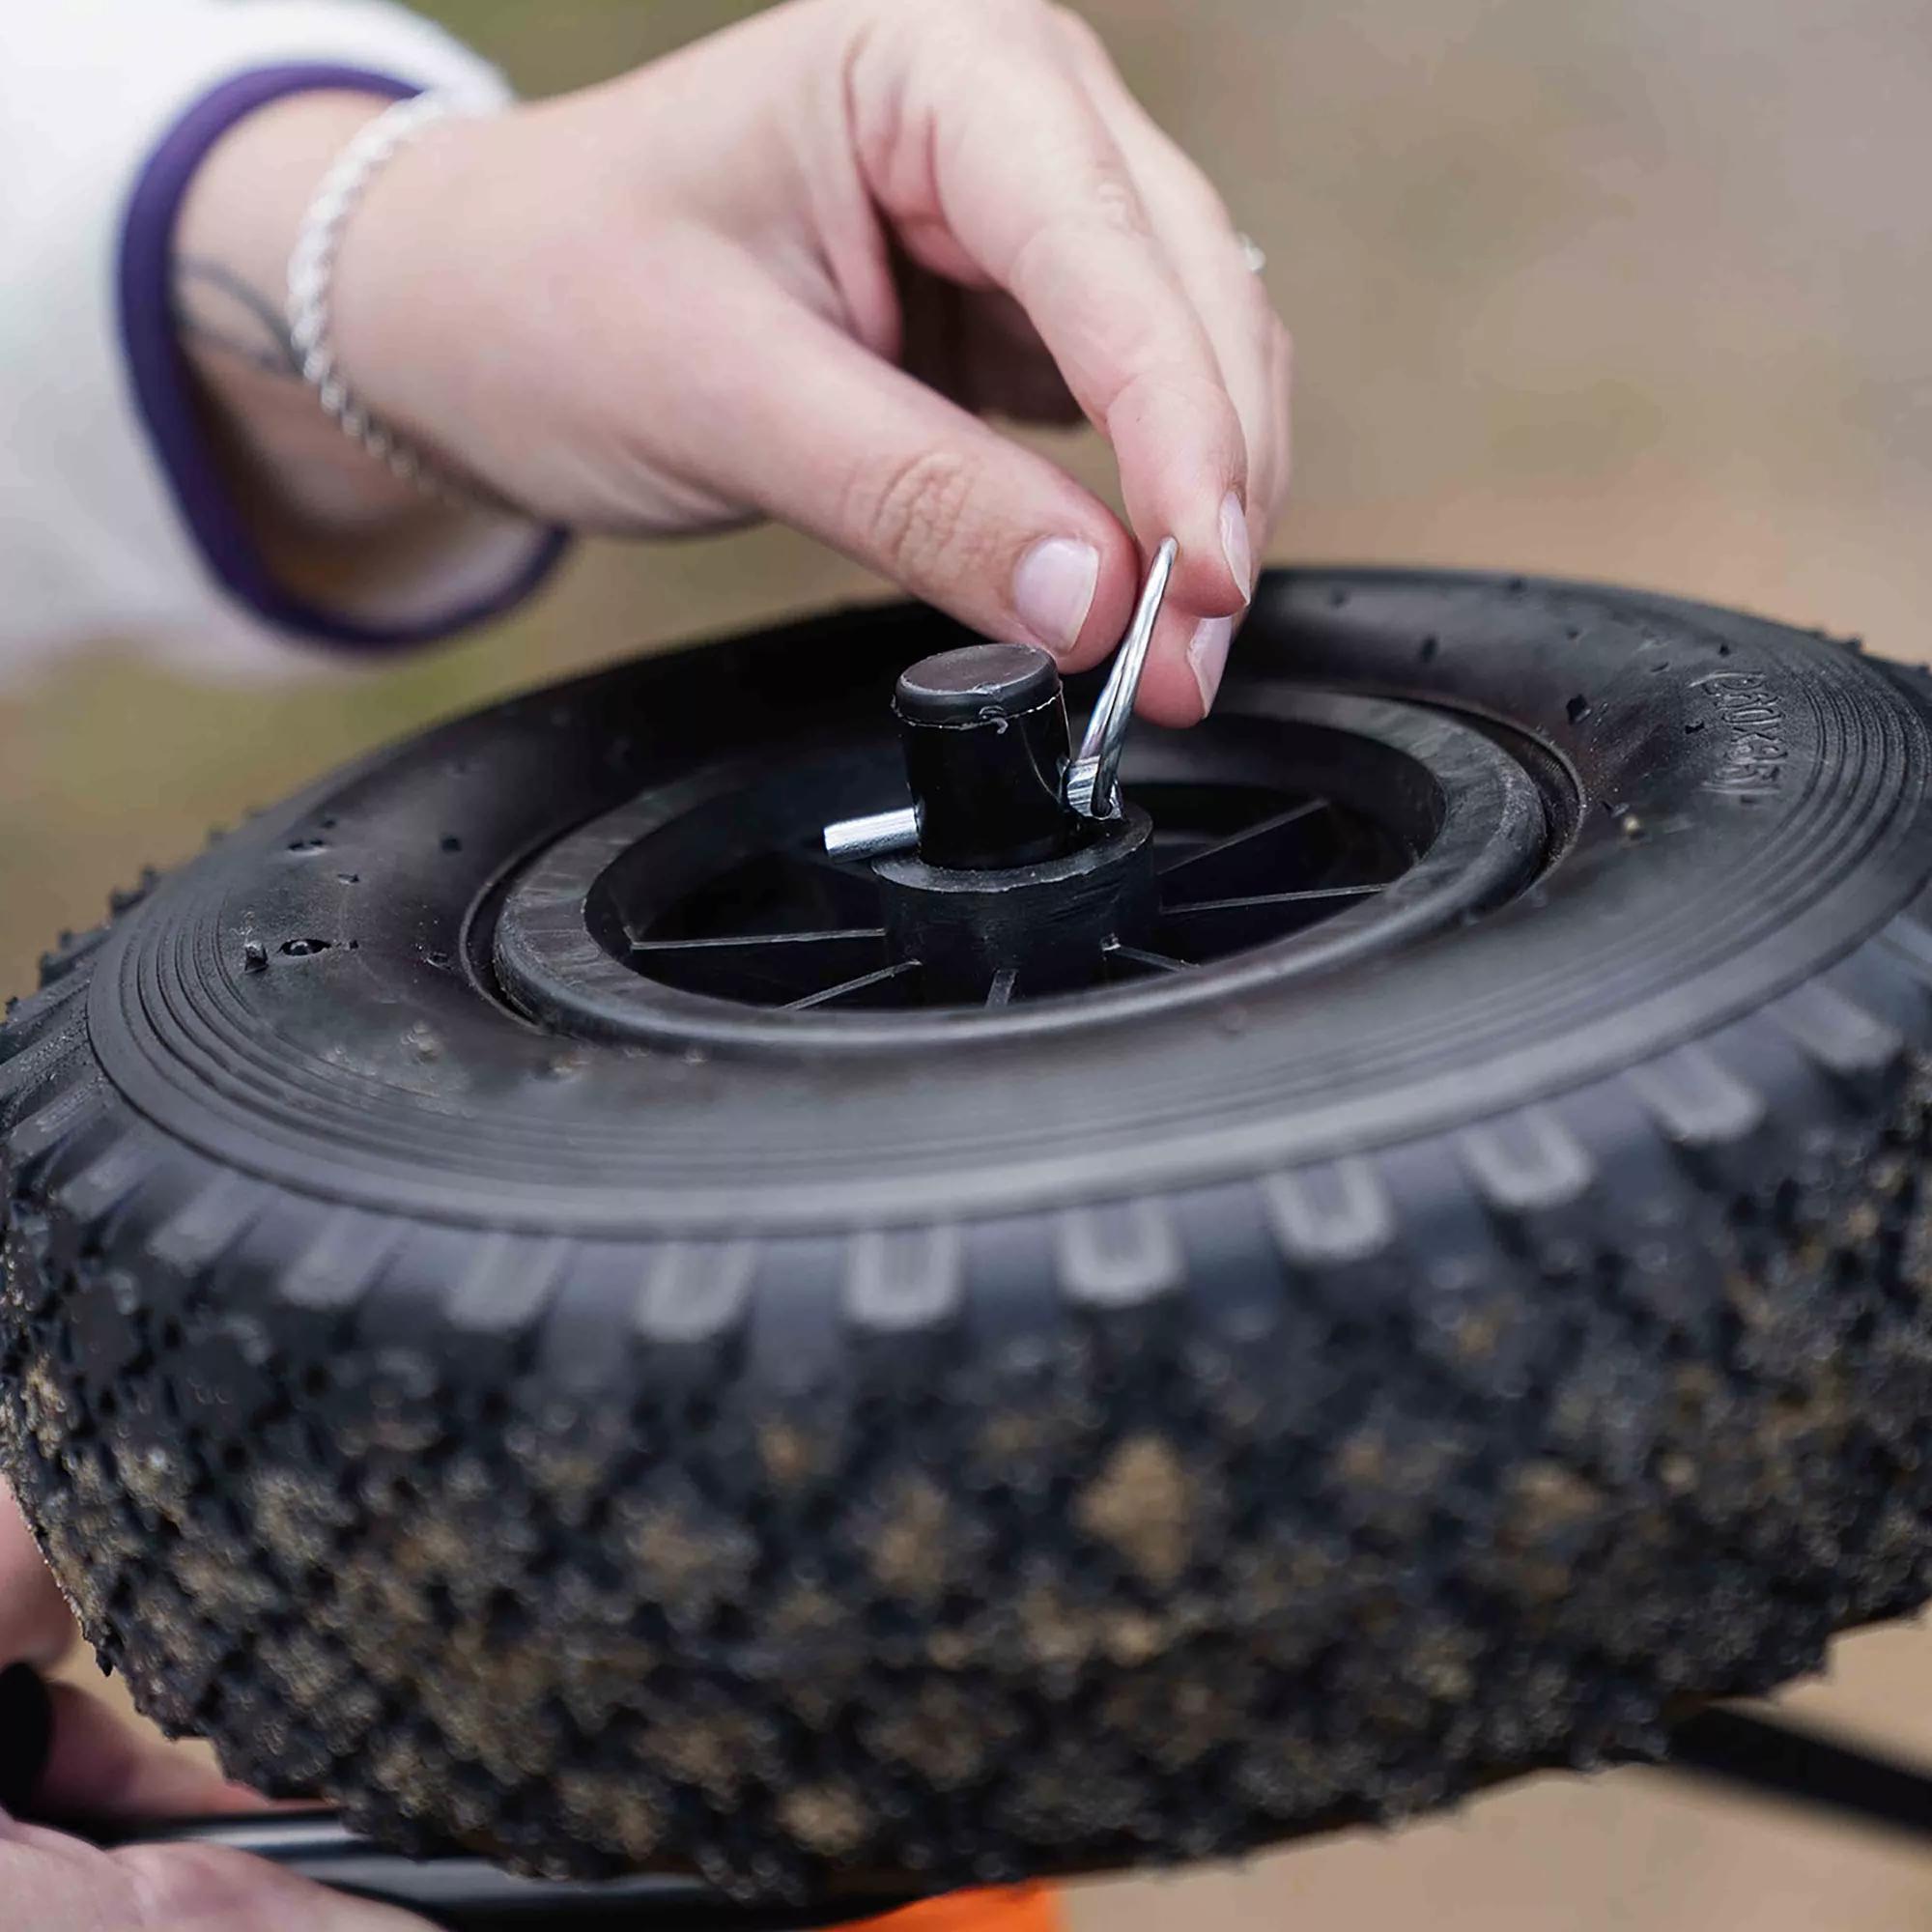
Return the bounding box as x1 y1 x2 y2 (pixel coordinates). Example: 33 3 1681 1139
286 92 497 507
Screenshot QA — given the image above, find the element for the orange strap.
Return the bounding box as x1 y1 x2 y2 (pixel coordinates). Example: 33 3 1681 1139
850 1885 1063 1932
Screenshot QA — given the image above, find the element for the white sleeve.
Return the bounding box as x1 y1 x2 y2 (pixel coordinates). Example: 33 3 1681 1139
0 1 559 685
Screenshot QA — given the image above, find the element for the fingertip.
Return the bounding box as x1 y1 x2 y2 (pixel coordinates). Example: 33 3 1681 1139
1032 519 1139 671
1120 490 1250 627
1188 613 1234 713
1166 517 1251 618
1219 490 1255 602
1011 535 1100 658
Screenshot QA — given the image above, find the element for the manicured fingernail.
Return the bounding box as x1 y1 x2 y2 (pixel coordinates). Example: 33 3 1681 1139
1219 491 1252 603
1013 537 1100 657
0 1662 53 1814
1189 615 1234 714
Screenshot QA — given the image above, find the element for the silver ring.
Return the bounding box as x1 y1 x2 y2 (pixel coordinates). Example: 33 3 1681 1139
1236 231 1267 275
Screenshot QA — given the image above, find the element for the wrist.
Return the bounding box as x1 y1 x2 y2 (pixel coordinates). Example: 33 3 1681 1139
173 88 425 532
148 78 561 639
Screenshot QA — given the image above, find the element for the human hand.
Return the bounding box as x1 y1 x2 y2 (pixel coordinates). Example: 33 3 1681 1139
178 0 1292 722
0 1486 426 1930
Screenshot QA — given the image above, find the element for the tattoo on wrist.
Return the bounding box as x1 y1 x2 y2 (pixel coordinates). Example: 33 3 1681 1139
172 256 299 378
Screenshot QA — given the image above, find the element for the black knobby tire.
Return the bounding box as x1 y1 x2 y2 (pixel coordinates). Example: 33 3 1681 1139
7 569 1932 1896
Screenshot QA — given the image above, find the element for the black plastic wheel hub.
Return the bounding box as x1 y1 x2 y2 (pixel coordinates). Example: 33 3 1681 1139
877 805 1157 1002
492 684 1550 1040
874 639 1161 996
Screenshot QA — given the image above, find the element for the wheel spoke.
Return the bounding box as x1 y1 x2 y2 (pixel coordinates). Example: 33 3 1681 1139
618 774 1409 1011
631 928 890 1003
1105 941 1191 975
1157 882 1382 959
630 927 886 952
784 958 922 1009
1162 885 1383 917
1157 798 1332 903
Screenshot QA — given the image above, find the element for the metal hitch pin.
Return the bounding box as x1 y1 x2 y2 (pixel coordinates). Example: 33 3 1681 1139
821 537 1179 859
1063 536 1176 821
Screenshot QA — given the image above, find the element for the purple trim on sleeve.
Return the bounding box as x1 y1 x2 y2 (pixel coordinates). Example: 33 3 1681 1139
118 64 567 650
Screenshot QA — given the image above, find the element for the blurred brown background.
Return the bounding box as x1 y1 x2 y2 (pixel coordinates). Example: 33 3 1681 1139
8 0 1932 1922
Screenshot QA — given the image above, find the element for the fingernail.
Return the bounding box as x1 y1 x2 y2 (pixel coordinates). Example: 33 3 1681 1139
1189 616 1234 714
1219 491 1252 604
1012 538 1100 657
0 1662 53 1814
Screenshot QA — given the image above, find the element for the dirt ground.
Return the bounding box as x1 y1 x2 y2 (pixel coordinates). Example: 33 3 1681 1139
10 0 1932 1922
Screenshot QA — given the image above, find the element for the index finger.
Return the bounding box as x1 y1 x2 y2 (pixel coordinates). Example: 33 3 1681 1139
861 1 1252 626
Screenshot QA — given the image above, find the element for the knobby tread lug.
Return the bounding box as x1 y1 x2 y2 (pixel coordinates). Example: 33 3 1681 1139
2 1072 108 1174
142 1170 266 1277
443 1232 572 1335
1458 1106 1595 1215
281 1208 411 1314
1880 907 1932 986
634 1238 756 1345
35 868 164 991
107 867 161 917
0 1027 87 1113
844 1225 963 1333
50 1136 156 1229
1771 980 1907 1081
37 926 111 989
0 973 87 1055
1627 1043 1768 1150
1260 1157 1395 1265
1055 1200 1182 1308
